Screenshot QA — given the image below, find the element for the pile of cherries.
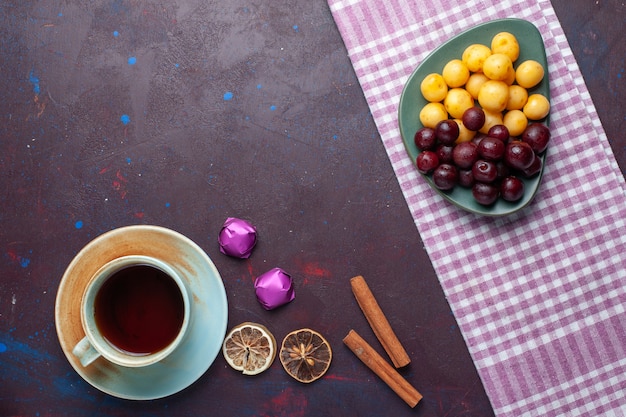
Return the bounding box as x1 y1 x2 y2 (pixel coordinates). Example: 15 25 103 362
414 107 550 205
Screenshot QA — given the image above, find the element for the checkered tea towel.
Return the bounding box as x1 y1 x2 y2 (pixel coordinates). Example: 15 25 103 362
327 0 626 416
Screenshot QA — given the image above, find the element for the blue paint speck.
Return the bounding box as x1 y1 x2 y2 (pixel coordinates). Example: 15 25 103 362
165 202 171 208
0 343 7 353
126 157 132 164
174 63 180 68
257 84 262 89
120 114 131 125
128 56 137 65
58 12 63 17
293 25 299 32
113 30 119 37
270 105 277 111
29 70 41 94
75 220 83 229
19 257 31 268
223 91 234 101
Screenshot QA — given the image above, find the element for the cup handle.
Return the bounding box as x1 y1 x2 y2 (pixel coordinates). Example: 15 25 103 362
72 336 101 367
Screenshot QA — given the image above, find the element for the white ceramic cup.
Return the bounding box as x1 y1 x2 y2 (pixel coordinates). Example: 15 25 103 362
72 255 190 368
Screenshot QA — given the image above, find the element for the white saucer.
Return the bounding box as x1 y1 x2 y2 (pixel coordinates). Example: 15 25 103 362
55 225 228 400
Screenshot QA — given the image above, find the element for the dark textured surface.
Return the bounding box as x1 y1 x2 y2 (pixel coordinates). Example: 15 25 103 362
550 0 625 177
0 1 623 416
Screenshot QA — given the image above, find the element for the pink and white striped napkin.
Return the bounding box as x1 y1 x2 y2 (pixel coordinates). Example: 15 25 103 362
327 1 626 416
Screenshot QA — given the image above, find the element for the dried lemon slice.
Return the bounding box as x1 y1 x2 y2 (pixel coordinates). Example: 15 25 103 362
222 322 276 375
279 328 332 383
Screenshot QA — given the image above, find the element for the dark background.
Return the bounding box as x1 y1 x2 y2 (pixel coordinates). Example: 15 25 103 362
1 0 624 416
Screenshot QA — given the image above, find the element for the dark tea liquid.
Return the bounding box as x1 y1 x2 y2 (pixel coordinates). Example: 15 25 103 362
94 264 185 356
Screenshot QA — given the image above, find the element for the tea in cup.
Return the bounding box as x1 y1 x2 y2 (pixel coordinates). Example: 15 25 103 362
72 255 190 368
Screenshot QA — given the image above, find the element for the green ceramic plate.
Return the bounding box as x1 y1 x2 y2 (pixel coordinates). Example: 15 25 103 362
398 19 549 216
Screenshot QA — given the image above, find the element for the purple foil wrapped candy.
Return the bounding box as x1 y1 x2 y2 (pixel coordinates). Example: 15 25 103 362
254 267 296 310
218 217 257 258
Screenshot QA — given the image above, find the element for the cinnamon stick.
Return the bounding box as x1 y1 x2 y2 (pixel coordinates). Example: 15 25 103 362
343 329 422 408
350 275 411 368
